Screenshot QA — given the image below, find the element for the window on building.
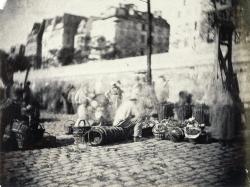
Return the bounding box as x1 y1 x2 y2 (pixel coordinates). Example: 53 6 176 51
141 35 145 43
142 24 146 31
194 21 197 30
183 0 186 6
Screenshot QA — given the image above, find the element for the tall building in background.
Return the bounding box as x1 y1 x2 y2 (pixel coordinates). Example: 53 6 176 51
25 4 170 67
87 4 170 60
42 13 87 67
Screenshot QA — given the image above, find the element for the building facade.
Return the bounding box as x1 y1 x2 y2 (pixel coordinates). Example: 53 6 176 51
25 21 45 69
74 16 100 63
42 13 87 67
78 4 170 60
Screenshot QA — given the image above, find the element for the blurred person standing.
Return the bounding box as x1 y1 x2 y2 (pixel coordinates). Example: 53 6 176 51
105 82 123 115
155 75 169 103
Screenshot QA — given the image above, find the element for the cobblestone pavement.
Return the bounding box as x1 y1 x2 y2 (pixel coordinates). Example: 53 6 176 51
0 112 250 187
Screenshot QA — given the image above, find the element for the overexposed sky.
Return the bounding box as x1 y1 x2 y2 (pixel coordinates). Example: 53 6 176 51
0 0 7 9
0 0 180 51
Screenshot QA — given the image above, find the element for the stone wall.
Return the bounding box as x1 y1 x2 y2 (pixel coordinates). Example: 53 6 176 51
14 46 250 106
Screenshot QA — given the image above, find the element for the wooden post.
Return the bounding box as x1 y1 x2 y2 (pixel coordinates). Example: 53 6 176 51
147 0 152 85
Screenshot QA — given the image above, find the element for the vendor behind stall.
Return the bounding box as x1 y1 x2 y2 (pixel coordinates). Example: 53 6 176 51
113 93 145 141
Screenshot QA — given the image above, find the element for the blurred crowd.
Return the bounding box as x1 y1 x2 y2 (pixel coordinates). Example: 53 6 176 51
31 74 170 127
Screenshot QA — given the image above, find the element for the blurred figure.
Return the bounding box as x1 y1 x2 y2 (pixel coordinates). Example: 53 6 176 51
74 85 91 127
155 75 169 103
113 93 145 141
74 98 89 127
132 76 143 95
61 84 75 114
23 81 32 105
0 86 23 144
105 82 123 115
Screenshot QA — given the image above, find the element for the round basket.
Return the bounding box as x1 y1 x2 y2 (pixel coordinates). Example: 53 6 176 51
153 132 165 140
184 127 201 139
168 127 185 142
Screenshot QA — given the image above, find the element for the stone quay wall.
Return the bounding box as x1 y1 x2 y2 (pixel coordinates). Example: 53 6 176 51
14 45 250 106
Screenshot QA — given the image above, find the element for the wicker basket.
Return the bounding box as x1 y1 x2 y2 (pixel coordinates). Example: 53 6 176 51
73 126 91 144
153 132 165 140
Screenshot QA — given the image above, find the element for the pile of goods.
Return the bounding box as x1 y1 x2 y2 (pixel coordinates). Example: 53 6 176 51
64 120 92 144
152 118 185 142
11 120 45 149
152 117 208 143
83 126 128 146
67 117 157 146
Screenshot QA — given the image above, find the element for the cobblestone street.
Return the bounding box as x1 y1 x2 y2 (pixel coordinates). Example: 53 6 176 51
0 113 250 187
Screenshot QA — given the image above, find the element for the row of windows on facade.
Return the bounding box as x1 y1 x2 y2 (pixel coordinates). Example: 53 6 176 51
75 34 168 45
117 21 167 33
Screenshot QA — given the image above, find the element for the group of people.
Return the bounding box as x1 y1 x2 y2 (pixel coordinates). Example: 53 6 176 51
73 75 170 141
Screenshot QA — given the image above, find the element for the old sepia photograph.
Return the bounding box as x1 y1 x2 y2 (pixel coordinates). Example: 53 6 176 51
0 0 250 186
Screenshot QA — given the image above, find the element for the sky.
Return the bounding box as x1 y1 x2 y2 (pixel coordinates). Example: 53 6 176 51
0 0 180 51
0 0 7 9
